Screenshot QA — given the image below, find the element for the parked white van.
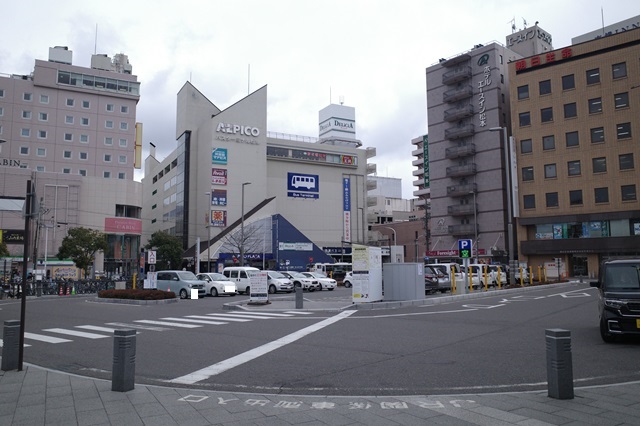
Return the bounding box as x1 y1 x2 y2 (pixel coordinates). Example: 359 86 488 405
222 266 260 295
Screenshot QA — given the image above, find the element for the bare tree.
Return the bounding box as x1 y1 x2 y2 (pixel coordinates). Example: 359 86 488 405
222 223 266 261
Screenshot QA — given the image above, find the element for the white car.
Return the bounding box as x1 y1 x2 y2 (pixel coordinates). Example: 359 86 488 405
303 271 336 291
280 271 319 291
196 272 237 297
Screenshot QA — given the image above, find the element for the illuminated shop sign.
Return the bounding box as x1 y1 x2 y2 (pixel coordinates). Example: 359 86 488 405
210 210 227 227
104 218 143 234
212 168 228 185
515 48 573 72
212 148 227 165
210 189 227 206
0 229 25 245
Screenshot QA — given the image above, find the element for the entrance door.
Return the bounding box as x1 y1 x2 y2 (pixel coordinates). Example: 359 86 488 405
571 255 588 277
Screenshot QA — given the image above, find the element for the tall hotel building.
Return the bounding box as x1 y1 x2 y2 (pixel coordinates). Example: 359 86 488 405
423 25 552 262
510 22 640 277
0 46 143 278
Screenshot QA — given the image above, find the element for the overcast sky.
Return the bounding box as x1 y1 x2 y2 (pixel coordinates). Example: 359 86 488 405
1 1 637 198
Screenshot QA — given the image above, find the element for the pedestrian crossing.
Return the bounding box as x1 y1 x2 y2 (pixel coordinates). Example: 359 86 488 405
2 310 318 347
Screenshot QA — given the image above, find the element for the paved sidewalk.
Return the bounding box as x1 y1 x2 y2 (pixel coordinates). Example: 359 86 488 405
1 366 640 425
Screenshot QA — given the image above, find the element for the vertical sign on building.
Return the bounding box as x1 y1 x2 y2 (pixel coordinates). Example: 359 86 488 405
422 135 430 188
343 177 351 242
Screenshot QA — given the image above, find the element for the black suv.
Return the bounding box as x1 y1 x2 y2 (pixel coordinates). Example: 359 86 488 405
590 259 640 342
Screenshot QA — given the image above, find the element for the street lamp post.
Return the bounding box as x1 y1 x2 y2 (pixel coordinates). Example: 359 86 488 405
240 182 251 266
205 192 212 272
469 190 478 263
490 126 515 285
383 226 397 263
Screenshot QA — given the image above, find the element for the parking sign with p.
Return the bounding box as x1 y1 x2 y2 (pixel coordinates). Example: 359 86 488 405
458 239 472 259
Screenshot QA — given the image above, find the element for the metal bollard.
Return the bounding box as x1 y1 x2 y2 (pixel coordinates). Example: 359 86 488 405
295 286 303 309
1 320 21 371
546 329 574 399
112 329 136 392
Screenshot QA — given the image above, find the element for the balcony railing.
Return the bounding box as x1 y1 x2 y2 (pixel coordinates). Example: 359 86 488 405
448 224 478 236
447 183 477 197
444 104 474 122
445 144 476 159
366 163 377 175
446 163 477 177
447 204 477 216
442 66 472 85
445 124 474 140
443 85 473 103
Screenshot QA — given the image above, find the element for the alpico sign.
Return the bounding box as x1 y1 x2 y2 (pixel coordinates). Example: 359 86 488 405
216 122 260 137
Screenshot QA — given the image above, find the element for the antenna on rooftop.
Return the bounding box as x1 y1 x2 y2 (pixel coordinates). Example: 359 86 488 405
94 24 98 54
339 96 344 105
509 17 516 33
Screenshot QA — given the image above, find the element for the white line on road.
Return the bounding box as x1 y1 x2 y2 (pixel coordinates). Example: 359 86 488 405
187 315 251 322
207 313 289 319
76 325 140 334
160 317 227 325
43 328 110 339
168 310 356 384
134 320 201 328
0 339 31 348
24 332 72 344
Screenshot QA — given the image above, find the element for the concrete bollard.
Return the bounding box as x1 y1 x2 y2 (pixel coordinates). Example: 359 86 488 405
295 286 303 309
1 320 21 371
112 329 136 392
546 328 574 399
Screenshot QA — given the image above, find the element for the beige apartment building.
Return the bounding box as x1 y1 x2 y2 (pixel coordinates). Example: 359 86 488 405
510 28 640 277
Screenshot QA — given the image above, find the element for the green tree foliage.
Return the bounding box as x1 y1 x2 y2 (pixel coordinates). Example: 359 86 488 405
56 227 108 278
145 231 183 271
0 241 9 257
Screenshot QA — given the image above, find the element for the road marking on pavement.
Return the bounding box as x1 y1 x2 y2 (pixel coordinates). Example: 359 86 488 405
161 317 227 325
106 322 168 331
134 320 201 328
0 339 31 348
24 332 72 344
283 311 314 315
229 311 294 317
210 313 291 319
76 325 140 334
168 310 356 384
43 328 110 339
190 315 252 322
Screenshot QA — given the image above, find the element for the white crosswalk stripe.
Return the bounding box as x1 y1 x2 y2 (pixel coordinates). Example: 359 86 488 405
160 317 227 325
43 328 110 339
76 325 140 334
24 332 72 344
187 315 251 322
0 339 31 348
106 322 168 331
211 313 290 319
134 320 201 328
231 311 294 317
283 311 315 315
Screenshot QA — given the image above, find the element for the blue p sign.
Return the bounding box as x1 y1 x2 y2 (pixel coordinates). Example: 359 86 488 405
458 239 472 259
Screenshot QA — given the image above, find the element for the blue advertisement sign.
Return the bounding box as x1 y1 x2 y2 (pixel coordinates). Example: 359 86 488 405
287 172 319 199
211 189 227 206
212 148 227 165
343 177 351 211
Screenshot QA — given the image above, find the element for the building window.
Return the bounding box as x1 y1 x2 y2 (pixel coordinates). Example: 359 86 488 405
544 163 557 179
119 155 127 164
593 157 607 173
0 89 5 98
520 139 532 154
564 103 577 118
23 93 32 101
22 111 32 119
541 107 553 123
590 127 604 143
588 97 602 114
539 79 551 95
617 122 632 139
66 98 74 107
65 115 73 124
121 105 129 114
522 166 534 181
586 68 600 85
612 62 627 79
500 74 504 83
106 104 114 112
614 92 629 109
519 112 531 127
82 100 90 108
79 169 87 176
105 120 114 129
103 171 111 178
105 137 113 145
120 122 128 130
37 148 46 156
81 117 89 126
39 112 48 121
21 128 30 137
38 130 47 139
567 160 581 176
118 172 126 179
104 154 112 162
566 131 579 147
40 94 49 104
517 85 529 100
542 135 555 150
119 138 127 147
569 190 583 206
622 185 637 201
80 134 89 143
64 133 73 141
36 166 45 172
594 187 609 203
63 168 71 174
523 195 535 209
0 107 3 116
79 152 88 160
19 147 29 155
619 153 634 170
546 192 558 207
562 74 575 90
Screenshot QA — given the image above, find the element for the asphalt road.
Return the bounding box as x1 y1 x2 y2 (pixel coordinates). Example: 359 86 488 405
2 283 639 396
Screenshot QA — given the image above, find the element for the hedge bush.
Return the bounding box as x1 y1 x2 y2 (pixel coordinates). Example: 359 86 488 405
98 289 176 300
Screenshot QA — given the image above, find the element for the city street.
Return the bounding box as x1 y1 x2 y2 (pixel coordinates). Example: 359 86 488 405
1 283 639 396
